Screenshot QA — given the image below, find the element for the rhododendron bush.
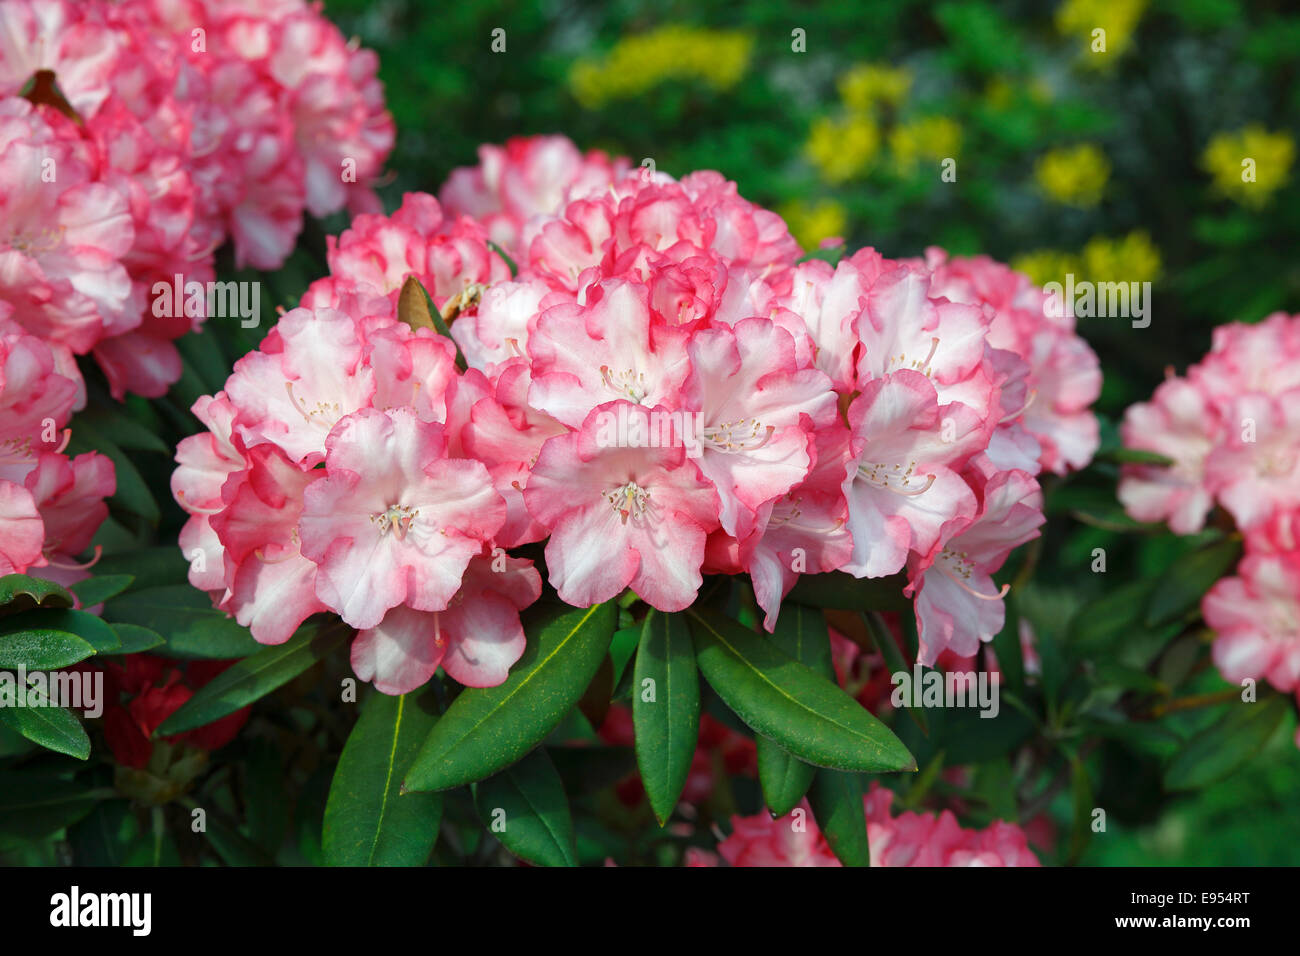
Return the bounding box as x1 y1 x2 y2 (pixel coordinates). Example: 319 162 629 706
2 0 1298 873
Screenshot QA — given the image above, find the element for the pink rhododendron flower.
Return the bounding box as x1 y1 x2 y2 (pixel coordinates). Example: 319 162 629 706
716 785 1040 867
176 135 1066 695
1120 312 1300 736
440 134 630 258
524 402 720 611
299 407 506 630
908 466 1045 664
923 249 1102 474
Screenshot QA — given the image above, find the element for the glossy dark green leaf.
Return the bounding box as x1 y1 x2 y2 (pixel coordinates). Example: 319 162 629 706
0 685 90 759
808 769 870 866
687 607 915 773
67 432 158 523
69 575 135 607
0 773 105 839
0 626 95 670
632 610 700 825
157 622 349 735
2 609 119 653
756 604 832 815
1144 537 1242 627
404 601 616 792
91 547 191 589
102 623 166 655
102 585 260 658
71 405 170 454
1163 695 1289 792
324 690 443 866
0 573 74 611
785 571 910 612
474 748 576 867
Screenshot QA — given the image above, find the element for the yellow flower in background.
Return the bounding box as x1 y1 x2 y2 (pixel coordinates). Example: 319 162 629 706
1034 144 1110 207
1010 250 1083 287
1012 232 1160 287
780 199 848 252
1203 126 1296 208
1056 0 1146 64
889 116 962 173
805 113 880 184
838 63 912 112
568 25 752 108
1082 231 1162 284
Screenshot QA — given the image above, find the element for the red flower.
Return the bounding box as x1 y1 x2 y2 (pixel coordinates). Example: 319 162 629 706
96 655 250 769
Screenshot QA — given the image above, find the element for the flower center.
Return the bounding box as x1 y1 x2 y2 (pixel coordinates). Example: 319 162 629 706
603 481 650 525
884 336 941 377
285 381 343 428
7 225 66 255
700 418 775 454
371 504 418 540
601 366 648 403
856 460 936 496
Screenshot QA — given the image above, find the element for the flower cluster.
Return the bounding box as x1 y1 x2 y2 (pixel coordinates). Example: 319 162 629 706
1119 312 1300 717
175 134 1100 693
709 784 1040 867
0 308 114 579
0 0 393 398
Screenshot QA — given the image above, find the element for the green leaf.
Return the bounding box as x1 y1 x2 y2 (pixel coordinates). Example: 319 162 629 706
474 748 576 867
785 571 910 612
70 575 135 607
67 432 158 523
398 276 467 371
0 573 74 611
0 773 105 839
404 601 616 792
0 685 90 760
2 609 120 654
102 623 166 655
71 405 170 454
157 622 349 735
324 690 443 866
808 769 870 866
632 610 700 825
756 604 833 815
1144 537 1243 627
1095 447 1176 467
92 547 191 589
0 626 95 670
687 607 915 773
865 610 927 735
1163 695 1289 792
102 585 260 658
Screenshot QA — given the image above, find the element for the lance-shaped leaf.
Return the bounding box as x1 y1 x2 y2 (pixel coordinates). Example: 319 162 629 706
0 626 95 670
0 573 74 611
632 610 700 825
0 687 90 760
756 604 832 815
404 601 616 792
324 690 442 866
808 768 870 867
1144 536 1243 627
1163 695 1289 792
157 622 350 735
398 276 467 370
3 609 119 654
474 748 576 867
687 607 914 773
